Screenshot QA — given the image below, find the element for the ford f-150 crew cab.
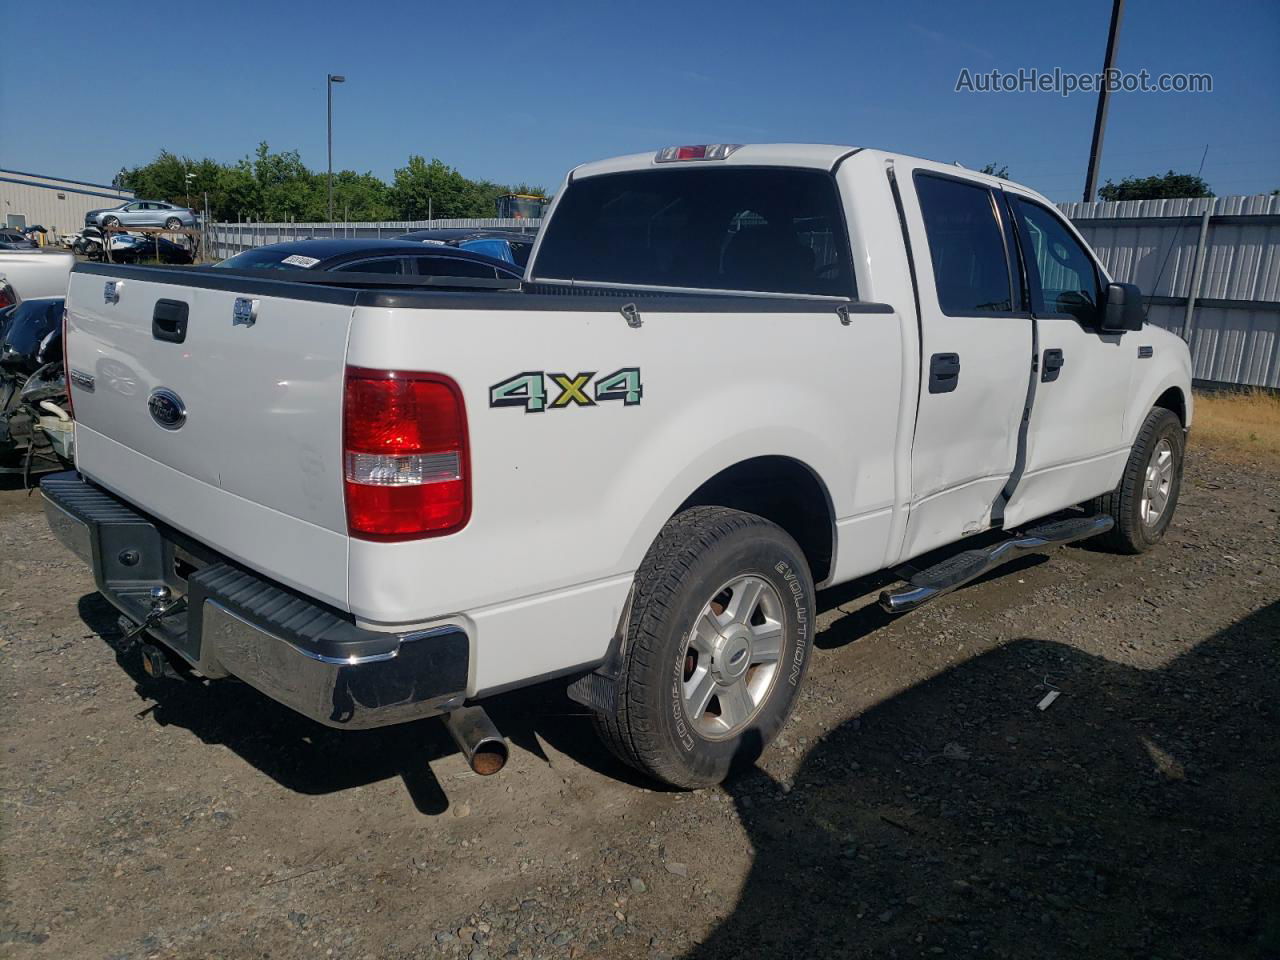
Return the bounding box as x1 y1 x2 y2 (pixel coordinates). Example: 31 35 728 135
44 143 1191 788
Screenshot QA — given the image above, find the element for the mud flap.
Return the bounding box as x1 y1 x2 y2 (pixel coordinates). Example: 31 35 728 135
565 584 635 714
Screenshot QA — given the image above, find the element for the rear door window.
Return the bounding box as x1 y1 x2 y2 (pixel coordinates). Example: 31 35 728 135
532 167 854 297
914 173 1013 315
335 257 407 274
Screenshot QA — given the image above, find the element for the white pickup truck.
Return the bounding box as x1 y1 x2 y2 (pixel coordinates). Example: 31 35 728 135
45 143 1191 788
0 248 75 304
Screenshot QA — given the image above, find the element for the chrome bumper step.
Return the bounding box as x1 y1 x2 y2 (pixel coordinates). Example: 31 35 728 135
879 514 1114 614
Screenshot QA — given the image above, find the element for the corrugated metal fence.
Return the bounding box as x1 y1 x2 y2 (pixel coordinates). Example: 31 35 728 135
1059 194 1279 389
206 196 1279 388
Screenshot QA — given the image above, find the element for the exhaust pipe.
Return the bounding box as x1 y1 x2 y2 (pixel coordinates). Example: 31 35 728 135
443 705 508 775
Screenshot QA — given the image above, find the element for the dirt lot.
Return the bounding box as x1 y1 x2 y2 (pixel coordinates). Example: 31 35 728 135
1 449 1277 960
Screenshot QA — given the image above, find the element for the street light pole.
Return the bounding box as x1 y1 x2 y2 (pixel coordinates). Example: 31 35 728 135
327 73 346 220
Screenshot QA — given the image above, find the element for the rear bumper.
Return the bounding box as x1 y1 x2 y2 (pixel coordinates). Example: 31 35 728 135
41 471 468 729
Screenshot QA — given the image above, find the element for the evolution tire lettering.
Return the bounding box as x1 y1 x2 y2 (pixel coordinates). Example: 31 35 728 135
490 369 643 412
775 560 809 686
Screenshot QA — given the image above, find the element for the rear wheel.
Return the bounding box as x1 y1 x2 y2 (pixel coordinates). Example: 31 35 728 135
593 507 814 788
1091 407 1185 553
165 217 182 230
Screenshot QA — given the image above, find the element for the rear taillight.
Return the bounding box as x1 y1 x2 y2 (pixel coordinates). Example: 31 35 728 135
0 283 14 310
343 367 470 540
61 307 73 417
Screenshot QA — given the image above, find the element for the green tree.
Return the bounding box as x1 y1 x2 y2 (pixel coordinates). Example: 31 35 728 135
390 156 494 219
121 150 191 206
331 170 395 222
1098 171 1214 202
215 160 261 221
120 146 544 222
979 162 1009 178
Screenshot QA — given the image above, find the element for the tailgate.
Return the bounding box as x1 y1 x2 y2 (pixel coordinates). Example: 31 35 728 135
65 266 357 609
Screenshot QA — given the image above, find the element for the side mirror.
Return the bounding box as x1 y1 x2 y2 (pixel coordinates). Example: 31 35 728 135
1101 282 1144 332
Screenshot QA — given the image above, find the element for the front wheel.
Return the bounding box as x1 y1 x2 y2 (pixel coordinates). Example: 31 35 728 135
593 507 815 788
1090 407 1185 553
102 216 120 228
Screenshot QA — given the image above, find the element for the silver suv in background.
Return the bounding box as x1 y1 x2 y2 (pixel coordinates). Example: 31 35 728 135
85 201 197 230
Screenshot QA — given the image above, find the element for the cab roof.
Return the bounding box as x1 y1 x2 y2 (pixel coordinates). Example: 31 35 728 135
570 143 860 180
567 143 1056 209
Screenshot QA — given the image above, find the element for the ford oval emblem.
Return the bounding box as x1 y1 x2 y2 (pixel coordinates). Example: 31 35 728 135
148 388 186 430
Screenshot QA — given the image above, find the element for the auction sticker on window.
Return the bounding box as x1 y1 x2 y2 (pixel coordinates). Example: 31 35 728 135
281 254 321 268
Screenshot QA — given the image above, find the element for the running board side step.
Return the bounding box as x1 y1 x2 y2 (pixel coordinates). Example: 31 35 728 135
879 515 1114 614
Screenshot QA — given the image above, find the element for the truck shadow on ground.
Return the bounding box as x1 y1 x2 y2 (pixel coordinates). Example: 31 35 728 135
683 600 1280 960
76 591 658 814
69 547 1095 816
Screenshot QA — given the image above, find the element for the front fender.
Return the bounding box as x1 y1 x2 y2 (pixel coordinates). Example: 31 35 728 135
1126 325 1192 443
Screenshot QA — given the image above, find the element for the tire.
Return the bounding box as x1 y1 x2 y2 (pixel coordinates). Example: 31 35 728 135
1090 407 1184 553
593 506 815 788
165 218 182 230
103 216 120 228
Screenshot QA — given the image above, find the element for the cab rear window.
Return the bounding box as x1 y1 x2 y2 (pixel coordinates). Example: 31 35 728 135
533 168 854 297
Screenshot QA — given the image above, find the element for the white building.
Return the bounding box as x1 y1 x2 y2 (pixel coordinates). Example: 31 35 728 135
0 168 134 239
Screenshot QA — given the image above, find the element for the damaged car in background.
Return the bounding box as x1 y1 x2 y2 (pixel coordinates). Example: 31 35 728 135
0 296 72 479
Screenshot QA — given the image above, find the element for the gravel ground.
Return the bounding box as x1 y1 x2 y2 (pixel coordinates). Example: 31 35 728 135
1 450 1277 960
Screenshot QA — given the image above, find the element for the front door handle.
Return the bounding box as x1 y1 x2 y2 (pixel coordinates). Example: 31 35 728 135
928 352 961 393
1042 348 1065 382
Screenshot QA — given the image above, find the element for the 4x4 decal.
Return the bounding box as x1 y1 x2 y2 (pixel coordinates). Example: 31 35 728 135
490 368 643 413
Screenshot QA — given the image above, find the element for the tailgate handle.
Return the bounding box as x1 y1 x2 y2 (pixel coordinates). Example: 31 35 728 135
152 299 189 344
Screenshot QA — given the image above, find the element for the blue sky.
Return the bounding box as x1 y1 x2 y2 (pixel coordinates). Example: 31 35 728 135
3 0 1276 201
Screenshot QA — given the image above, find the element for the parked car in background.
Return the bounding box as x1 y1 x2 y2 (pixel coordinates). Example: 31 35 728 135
72 228 104 258
72 228 189 263
0 296 72 475
108 233 194 265
213 238 523 279
0 229 38 250
396 228 536 267
85 200 197 230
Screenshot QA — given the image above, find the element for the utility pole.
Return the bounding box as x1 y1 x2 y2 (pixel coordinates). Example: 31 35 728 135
327 73 346 220
1083 0 1125 202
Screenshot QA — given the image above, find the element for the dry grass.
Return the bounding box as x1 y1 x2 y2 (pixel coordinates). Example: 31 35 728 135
1190 388 1280 466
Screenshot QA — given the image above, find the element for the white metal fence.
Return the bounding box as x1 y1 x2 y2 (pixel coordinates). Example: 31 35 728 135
1060 194 1280 389
204 196 1279 389
204 218 543 260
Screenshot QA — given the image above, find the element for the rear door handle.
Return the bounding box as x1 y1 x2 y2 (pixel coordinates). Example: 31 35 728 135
1042 348 1064 382
152 299 189 344
928 352 961 393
